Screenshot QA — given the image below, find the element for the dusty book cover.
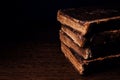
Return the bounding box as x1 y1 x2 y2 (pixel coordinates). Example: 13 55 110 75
61 25 120 47
57 8 120 35
61 43 120 75
60 30 120 59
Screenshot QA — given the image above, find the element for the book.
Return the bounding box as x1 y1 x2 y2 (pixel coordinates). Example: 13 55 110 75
60 30 91 59
60 30 120 59
57 8 120 35
61 42 120 75
58 7 120 75
61 25 120 47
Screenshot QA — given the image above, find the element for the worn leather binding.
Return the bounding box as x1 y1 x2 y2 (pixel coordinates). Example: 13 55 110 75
60 30 91 59
60 30 120 59
57 8 120 35
61 25 120 47
61 43 120 75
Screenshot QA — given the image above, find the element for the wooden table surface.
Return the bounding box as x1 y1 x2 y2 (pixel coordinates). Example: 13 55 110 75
0 42 120 80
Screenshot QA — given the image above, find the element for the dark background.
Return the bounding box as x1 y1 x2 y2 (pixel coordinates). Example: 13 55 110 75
4 0 120 44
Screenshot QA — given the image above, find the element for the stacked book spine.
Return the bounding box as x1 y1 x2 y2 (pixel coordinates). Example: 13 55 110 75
57 8 120 75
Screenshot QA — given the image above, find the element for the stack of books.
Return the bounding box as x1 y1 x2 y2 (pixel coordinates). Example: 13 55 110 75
57 8 120 75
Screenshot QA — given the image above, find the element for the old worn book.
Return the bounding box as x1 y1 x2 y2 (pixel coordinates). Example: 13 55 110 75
57 8 120 35
61 25 120 47
60 30 120 59
61 43 120 75
60 30 91 59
